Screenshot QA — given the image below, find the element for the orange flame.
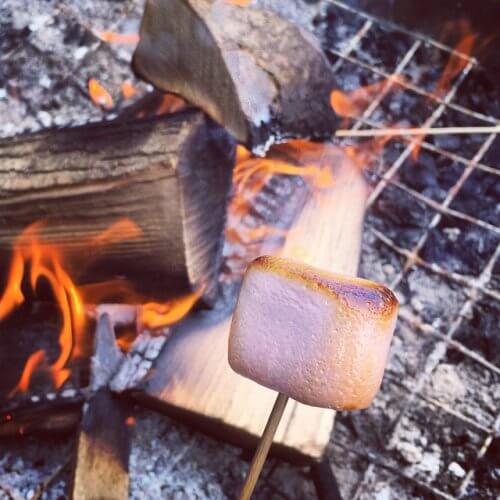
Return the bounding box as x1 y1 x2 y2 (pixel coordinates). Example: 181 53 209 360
331 76 406 120
410 31 477 160
1 218 201 396
139 288 203 330
1 221 86 394
88 78 114 110
435 34 477 97
155 94 186 116
226 141 359 273
97 31 140 45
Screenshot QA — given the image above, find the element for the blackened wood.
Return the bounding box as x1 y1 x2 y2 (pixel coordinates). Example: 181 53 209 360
0 302 91 410
71 390 130 500
310 458 343 500
0 110 235 303
71 315 130 500
0 399 83 438
133 0 338 153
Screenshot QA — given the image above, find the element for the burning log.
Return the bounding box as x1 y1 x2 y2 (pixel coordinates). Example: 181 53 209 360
133 0 339 153
0 111 235 303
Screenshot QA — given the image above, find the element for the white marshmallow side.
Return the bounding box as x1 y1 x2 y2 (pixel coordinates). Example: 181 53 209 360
229 267 397 410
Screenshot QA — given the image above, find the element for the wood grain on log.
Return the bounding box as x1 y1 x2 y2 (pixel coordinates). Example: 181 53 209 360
124 145 367 461
133 0 338 153
0 111 235 302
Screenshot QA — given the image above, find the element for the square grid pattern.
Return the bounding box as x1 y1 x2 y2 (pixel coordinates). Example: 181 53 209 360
324 1 499 498
0 0 498 498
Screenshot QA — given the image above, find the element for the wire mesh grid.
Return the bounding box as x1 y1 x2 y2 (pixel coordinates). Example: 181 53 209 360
0 0 499 497
325 1 499 498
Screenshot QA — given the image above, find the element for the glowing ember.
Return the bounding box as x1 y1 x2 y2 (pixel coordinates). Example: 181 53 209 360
97 31 140 45
88 78 114 110
121 80 137 100
155 94 186 116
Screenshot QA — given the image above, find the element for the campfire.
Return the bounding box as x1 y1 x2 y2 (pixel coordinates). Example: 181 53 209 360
0 0 499 498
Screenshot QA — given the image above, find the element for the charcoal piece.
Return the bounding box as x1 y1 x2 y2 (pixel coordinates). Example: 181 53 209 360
463 436 500 498
398 151 464 202
450 169 500 227
0 302 91 404
481 136 500 170
453 67 500 120
420 215 499 276
401 42 456 92
370 86 437 127
367 184 434 250
132 0 338 153
487 257 500 293
349 23 415 74
429 108 492 160
320 3 366 52
453 295 500 367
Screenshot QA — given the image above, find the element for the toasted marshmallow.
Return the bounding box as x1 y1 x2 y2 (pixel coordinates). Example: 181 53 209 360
228 256 399 410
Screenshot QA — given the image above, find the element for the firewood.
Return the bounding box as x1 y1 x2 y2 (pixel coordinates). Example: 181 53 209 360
0 111 235 303
71 315 130 500
133 0 338 153
122 145 367 460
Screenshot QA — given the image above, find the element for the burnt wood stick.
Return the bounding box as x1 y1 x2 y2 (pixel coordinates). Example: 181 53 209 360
71 315 130 500
0 111 235 303
133 0 338 153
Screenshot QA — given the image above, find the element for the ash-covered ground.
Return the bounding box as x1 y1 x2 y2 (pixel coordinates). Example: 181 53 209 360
1 1 499 499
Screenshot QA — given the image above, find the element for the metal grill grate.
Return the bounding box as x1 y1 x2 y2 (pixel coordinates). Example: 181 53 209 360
325 1 499 498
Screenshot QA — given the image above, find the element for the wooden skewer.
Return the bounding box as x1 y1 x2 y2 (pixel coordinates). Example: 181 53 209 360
239 393 289 500
336 124 500 138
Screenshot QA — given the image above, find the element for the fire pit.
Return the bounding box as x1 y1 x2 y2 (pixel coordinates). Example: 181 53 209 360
0 0 499 498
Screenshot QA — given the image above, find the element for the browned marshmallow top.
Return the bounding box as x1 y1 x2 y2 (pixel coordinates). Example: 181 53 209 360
228 256 399 410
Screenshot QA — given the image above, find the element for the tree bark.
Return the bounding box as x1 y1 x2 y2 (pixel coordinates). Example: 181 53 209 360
133 0 338 153
0 111 235 303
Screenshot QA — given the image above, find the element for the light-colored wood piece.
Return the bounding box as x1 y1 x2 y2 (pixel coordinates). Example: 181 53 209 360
142 148 367 459
336 124 500 138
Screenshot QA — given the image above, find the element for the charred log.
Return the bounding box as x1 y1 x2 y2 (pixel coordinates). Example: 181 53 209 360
0 111 235 303
133 0 338 153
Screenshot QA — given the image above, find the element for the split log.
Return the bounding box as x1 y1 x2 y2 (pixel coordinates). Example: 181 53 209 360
121 144 367 461
133 0 338 153
0 111 235 303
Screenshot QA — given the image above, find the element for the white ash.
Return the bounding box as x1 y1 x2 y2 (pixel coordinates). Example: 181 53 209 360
424 364 467 405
